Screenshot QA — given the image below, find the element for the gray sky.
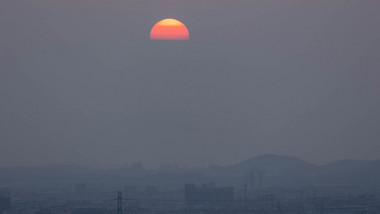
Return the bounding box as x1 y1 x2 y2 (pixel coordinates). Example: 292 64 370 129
0 0 379 168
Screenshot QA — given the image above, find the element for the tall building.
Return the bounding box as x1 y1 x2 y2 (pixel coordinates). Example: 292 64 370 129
75 183 87 192
0 188 10 214
124 185 138 198
245 167 265 193
184 183 234 203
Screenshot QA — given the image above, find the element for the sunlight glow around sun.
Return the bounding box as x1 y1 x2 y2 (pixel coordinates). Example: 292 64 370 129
150 19 189 40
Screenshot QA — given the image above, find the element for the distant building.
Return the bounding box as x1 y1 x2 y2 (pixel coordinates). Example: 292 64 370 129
75 183 86 192
145 185 157 194
184 183 234 203
245 167 265 193
145 185 158 199
71 208 108 214
124 185 138 198
34 208 52 214
0 188 10 214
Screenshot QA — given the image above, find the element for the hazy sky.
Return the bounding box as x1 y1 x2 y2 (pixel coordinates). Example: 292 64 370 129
0 0 379 168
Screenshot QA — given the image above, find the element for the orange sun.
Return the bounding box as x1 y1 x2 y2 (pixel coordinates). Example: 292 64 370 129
150 19 189 40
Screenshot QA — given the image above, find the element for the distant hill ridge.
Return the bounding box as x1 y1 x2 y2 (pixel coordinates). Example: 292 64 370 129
223 154 315 176
1 154 380 187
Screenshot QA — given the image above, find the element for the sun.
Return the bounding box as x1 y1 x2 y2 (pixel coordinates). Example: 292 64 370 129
150 19 189 40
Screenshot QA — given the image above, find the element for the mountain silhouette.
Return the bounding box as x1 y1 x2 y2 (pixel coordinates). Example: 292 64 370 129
1 154 380 189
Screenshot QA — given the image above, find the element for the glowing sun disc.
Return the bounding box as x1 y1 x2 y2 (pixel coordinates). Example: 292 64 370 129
150 19 189 40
